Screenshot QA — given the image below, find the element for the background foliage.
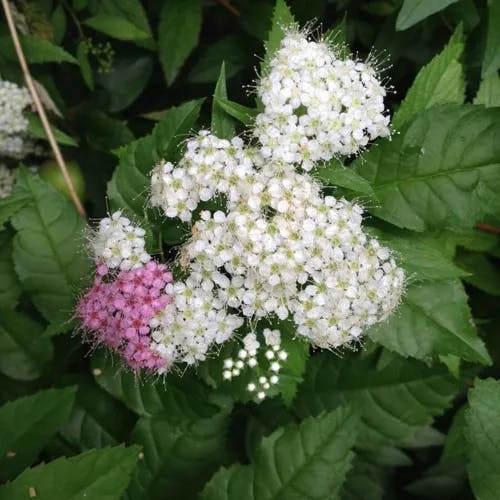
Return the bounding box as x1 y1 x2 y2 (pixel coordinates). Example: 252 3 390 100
1 0 500 498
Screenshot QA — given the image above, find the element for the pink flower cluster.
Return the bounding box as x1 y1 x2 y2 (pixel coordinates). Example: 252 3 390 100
77 260 173 371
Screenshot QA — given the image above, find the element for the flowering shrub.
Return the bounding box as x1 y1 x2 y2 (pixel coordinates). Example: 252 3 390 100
1 1 500 499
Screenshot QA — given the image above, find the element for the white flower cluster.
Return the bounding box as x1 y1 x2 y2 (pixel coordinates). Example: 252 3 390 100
92 211 151 271
221 330 288 400
255 31 390 170
0 163 16 199
0 80 33 159
146 31 404 385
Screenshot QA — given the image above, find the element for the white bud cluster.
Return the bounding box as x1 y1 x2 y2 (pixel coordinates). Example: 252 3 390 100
254 31 390 170
222 330 287 400
0 80 33 159
92 211 151 271
0 163 16 199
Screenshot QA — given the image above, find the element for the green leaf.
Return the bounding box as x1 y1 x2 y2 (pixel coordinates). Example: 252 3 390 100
91 350 229 418
0 387 76 482
0 232 21 308
84 14 149 40
0 444 140 500
354 105 500 232
294 351 462 450
0 191 31 230
211 63 236 140
369 280 490 364
0 309 53 381
54 375 136 452
158 0 203 85
341 455 387 500
0 35 77 64
396 0 459 30
201 407 358 500
10 170 90 322
51 4 67 45
108 99 203 218
261 0 295 75
474 74 500 107
366 228 467 281
455 250 500 296
392 26 465 129
127 409 231 499
212 97 258 127
97 55 153 113
76 41 94 90
482 0 500 76
189 35 251 84
27 114 78 147
465 378 500 500
311 160 375 196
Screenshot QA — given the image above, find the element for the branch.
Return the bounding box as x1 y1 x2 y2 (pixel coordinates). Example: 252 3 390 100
1 0 86 218
477 223 500 235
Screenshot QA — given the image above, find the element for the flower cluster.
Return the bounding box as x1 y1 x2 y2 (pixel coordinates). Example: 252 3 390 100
91 211 151 271
254 31 390 170
0 79 34 159
77 260 173 371
222 330 288 399
0 163 16 199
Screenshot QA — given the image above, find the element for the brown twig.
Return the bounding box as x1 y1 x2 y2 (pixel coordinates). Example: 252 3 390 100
477 223 500 235
217 0 240 16
1 0 86 218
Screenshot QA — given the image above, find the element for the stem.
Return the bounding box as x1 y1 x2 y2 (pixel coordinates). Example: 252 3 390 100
61 0 84 38
217 0 240 16
477 223 500 235
1 0 86 218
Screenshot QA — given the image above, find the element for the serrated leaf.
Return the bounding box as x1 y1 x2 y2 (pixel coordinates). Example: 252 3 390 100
158 0 203 85
294 351 462 450
0 444 140 500
211 63 236 140
108 99 203 218
212 97 258 127
91 350 229 418
0 232 21 308
0 387 76 482
341 455 388 500
201 407 358 500
10 170 90 322
474 74 500 107
84 14 149 40
465 379 500 500
0 309 53 381
0 191 31 230
396 0 459 30
392 26 465 129
369 279 491 364
482 0 500 76
366 228 466 281
455 250 500 296
354 105 500 232
57 375 136 452
0 34 77 64
27 114 78 147
127 410 230 499
261 0 295 76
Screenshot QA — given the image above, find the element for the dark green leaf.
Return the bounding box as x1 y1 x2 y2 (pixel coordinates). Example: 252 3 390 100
0 191 31 230
0 232 21 308
84 14 149 41
158 0 203 85
294 351 462 450
51 4 67 45
27 114 78 147
78 110 134 151
0 445 140 500
396 0 459 30
474 74 500 107
211 63 236 140
465 378 500 500
370 280 490 364
0 35 77 64
108 99 203 218
201 407 358 500
354 105 500 232
482 0 500 76
455 250 500 295
10 170 90 322
76 41 94 90
392 26 465 129
212 97 257 127
342 455 388 500
0 387 76 482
